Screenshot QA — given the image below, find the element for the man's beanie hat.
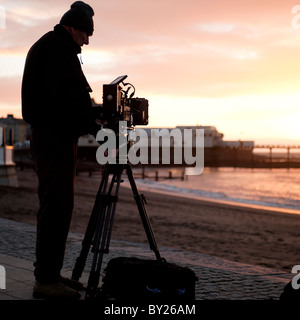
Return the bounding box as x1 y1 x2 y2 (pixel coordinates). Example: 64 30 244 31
60 1 94 35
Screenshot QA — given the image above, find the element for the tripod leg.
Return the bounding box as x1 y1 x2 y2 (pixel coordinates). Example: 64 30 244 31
72 165 110 281
126 165 162 261
102 168 123 254
86 166 123 299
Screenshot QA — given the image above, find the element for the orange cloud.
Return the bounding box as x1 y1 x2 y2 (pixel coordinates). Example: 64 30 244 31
1 0 300 142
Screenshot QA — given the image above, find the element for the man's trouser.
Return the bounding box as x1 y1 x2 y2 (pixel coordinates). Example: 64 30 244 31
30 128 78 283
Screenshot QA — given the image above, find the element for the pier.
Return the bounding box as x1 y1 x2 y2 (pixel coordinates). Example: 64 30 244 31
14 144 300 173
252 144 300 169
3 115 299 170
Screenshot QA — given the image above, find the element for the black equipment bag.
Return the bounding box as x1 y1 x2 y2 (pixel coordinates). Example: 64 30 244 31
100 257 198 300
280 280 300 301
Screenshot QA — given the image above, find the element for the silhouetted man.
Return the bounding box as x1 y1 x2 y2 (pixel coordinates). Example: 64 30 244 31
22 1 98 299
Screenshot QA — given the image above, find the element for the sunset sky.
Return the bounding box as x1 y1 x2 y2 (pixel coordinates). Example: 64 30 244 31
1 0 300 144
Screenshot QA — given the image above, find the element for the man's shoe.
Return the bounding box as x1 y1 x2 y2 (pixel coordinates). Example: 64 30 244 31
60 277 84 291
33 281 81 300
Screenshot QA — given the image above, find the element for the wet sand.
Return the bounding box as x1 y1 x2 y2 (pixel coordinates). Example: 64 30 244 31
1 168 300 271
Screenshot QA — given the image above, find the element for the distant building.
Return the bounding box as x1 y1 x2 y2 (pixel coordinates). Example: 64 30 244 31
0 114 29 145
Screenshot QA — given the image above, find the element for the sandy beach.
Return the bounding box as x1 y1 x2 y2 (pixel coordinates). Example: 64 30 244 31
1 167 300 272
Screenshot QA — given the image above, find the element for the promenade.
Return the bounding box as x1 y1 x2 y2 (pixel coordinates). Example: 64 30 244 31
0 217 292 301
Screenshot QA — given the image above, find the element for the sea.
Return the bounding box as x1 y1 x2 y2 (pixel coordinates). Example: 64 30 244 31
133 167 300 214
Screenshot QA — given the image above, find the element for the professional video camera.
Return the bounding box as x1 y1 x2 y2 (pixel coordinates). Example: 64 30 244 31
100 75 148 129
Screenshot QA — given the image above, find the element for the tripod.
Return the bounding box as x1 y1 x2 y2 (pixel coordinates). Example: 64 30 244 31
72 163 162 299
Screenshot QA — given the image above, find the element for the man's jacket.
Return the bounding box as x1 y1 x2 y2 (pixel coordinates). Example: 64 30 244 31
22 24 96 138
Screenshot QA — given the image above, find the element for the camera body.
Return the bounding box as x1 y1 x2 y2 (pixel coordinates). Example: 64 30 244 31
101 75 148 129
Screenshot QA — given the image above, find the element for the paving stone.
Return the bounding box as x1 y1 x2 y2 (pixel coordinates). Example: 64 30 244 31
0 217 293 300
